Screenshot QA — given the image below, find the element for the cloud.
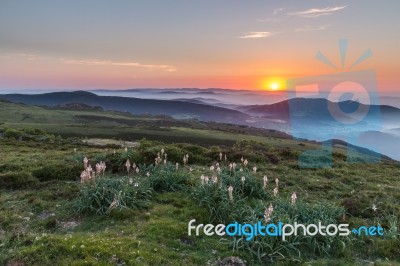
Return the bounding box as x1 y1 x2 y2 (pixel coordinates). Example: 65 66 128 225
239 32 276 39
273 8 285 15
288 6 347 18
0 52 176 72
61 59 176 72
295 25 330 32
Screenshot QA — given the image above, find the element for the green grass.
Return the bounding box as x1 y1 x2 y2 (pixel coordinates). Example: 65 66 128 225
0 101 399 265
0 136 399 265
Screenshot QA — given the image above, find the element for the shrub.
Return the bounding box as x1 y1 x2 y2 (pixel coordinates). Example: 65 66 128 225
0 171 38 189
32 164 82 182
149 163 189 192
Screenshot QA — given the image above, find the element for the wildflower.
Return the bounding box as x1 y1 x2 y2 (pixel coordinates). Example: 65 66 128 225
229 163 233 171
80 170 90 184
113 149 116 155
219 152 222 161
74 148 77 152
275 177 279 187
146 172 150 177
224 154 227 162
372 204 378 212
183 156 187 166
243 159 248 167
155 158 158 166
210 165 215 172
200 175 205 185
216 162 219 167
263 175 268 189
291 192 297 206
253 166 257 173
161 148 164 156
212 176 218 184
241 176 245 184
240 168 243 172
135 167 139 174
189 167 193 173
164 153 167 159
125 147 128 152
163 159 167 165
83 157 88 169
204 176 209 184
217 167 221 174
228 186 234 202
264 203 274 223
134 182 139 187
107 191 122 213
176 162 179 171
129 178 133 185
273 187 278 197
241 157 244 163
125 159 131 174
233 163 237 170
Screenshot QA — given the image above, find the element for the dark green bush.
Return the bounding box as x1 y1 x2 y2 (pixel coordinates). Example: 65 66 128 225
0 171 38 189
32 164 82 181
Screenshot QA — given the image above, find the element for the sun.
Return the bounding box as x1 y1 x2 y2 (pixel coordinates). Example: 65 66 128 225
261 78 286 91
270 83 280 91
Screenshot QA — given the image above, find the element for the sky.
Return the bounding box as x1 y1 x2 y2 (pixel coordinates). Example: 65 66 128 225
0 0 399 93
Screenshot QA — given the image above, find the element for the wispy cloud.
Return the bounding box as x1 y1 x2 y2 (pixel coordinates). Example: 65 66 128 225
288 6 347 18
0 52 176 72
61 59 176 72
295 25 330 32
273 8 285 15
239 31 276 39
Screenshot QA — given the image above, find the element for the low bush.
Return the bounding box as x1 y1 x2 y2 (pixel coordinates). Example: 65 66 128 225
0 171 38 189
32 164 82 181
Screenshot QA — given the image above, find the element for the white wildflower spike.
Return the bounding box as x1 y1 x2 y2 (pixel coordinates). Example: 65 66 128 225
161 148 164 156
146 172 150 177
217 167 221 174
183 156 187 166
200 175 205 185
263 175 268 189
113 149 116 155
264 203 274 223
212 176 218 184
228 186 234 202
273 187 278 197
176 162 179 171
129 178 133 185
124 147 128 152
163 159 167 165
80 170 90 184
240 168 243 172
241 157 244 163
241 176 245 184
125 159 131 174
224 154 227 162
253 166 257 173
291 192 297 206
83 157 88 169
372 204 378 212
232 163 236 170
244 159 248 167
135 167 139 174
204 176 209 184
74 148 77 153
134 182 139 187
164 153 167 159
219 152 222 161
189 167 193 173
275 177 279 187
229 163 233 171
210 165 215 172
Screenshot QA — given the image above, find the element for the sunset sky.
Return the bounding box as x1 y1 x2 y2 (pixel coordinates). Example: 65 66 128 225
0 1 399 93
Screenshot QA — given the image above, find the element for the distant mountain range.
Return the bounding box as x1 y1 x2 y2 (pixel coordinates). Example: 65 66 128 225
1 91 399 160
0 91 250 124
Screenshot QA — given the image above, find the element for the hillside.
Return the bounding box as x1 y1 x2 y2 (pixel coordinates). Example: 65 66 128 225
0 91 250 124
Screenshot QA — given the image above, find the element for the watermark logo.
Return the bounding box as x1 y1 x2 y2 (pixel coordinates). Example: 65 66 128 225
286 39 382 168
188 219 384 241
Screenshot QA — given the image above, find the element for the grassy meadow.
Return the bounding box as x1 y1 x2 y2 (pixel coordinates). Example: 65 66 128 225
0 100 399 265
